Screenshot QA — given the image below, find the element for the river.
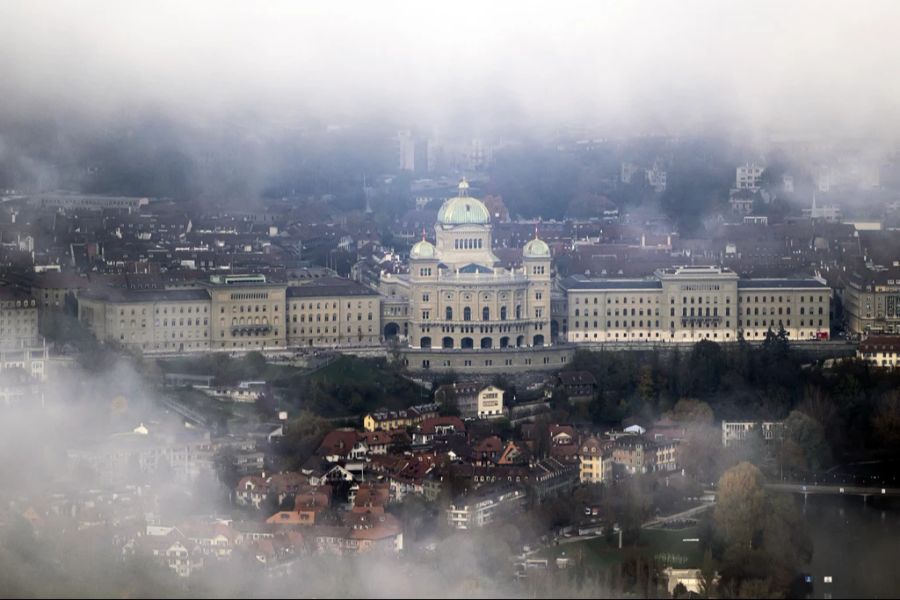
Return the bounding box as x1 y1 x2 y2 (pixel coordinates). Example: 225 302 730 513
800 494 900 599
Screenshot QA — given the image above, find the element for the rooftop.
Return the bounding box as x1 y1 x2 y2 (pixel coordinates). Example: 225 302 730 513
287 277 378 298
79 288 210 303
561 276 662 291
737 279 828 289
860 336 900 353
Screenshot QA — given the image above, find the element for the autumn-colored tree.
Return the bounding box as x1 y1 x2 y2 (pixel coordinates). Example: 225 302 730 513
714 462 766 549
670 398 714 425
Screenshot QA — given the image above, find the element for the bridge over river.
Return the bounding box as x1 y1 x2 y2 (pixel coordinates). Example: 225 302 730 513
766 482 900 500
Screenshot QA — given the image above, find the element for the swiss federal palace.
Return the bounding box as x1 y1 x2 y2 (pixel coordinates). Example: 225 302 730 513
75 180 831 373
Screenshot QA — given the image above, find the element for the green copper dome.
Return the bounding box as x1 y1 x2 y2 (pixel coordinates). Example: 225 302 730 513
437 178 491 226
410 239 437 259
523 237 550 258
437 196 491 226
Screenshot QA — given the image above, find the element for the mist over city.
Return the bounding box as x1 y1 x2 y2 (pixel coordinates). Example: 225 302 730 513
1 1 900 599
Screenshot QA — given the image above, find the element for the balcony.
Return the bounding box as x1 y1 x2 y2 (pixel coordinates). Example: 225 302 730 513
231 324 272 336
680 316 722 327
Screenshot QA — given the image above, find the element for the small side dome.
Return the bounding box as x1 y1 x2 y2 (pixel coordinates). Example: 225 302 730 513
523 237 550 258
410 239 436 259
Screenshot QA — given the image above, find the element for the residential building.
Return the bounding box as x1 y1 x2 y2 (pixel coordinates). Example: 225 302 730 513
446 485 527 530
578 436 612 484
529 458 579 502
612 438 656 475
858 335 900 368
362 403 439 432
736 163 765 192
436 382 505 419
0 286 40 350
556 371 597 401
476 385 504 418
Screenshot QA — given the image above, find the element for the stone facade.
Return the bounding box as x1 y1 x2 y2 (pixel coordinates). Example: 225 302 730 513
843 267 900 335
562 266 830 344
403 180 552 352
0 287 40 350
77 289 212 353
78 274 381 354
208 274 287 351
286 278 380 348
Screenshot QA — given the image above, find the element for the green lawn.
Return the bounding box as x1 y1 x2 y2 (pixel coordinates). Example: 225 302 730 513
640 525 704 568
306 355 401 387
542 525 704 570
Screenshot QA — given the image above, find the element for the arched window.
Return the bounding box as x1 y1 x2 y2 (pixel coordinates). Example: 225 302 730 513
515 305 521 319
464 307 472 321
446 306 453 320
500 306 507 320
482 307 490 321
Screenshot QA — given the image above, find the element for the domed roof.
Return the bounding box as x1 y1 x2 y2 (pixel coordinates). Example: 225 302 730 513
437 197 491 225
523 237 550 258
410 239 436 259
437 178 491 226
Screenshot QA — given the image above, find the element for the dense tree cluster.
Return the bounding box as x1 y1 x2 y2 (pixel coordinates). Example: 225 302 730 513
562 339 900 472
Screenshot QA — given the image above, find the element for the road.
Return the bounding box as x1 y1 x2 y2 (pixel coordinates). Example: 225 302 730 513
643 501 715 529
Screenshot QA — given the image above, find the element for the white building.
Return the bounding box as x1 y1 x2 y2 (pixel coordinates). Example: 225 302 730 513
0 287 48 404
858 335 900 368
646 161 667 192
736 163 765 192
560 266 831 345
401 179 551 351
721 421 784 447
446 486 526 529
477 385 504 419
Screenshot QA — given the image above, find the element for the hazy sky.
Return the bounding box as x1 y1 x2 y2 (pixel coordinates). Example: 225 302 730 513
1 0 899 137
